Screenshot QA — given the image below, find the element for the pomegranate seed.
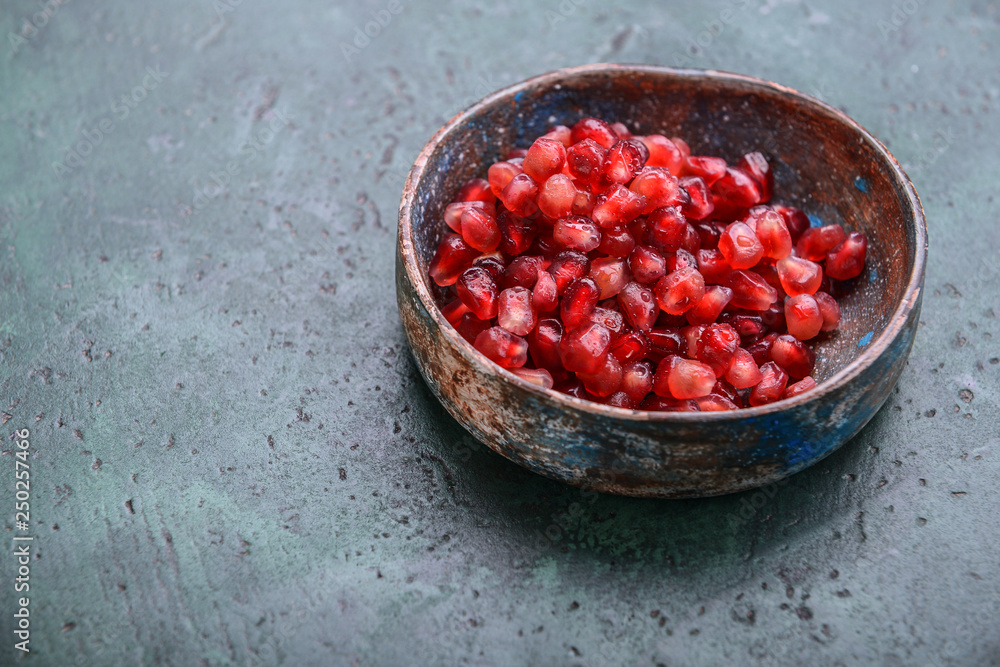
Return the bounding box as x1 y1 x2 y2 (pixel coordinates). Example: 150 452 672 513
630 168 683 214
589 256 631 299
639 395 700 412
497 209 536 256
814 291 841 331
554 378 592 400
679 176 715 220
646 326 684 362
645 206 688 252
445 200 492 233
710 167 761 222
774 204 810 242
553 215 602 253
542 124 573 147
455 178 495 205
592 184 647 228
561 277 601 329
610 330 650 364
825 231 868 280
597 225 636 257
654 266 706 315
570 117 618 149
761 300 786 333
500 173 539 217
456 266 500 320
620 360 654 401
617 281 659 331
655 356 716 399
511 367 555 389
565 138 607 185
506 148 528 159
681 155 727 185
474 326 528 368
695 394 738 411
577 354 623 397
680 224 701 254
785 294 823 341
610 122 632 139
587 307 626 340
528 318 563 371
696 248 733 285
782 376 817 399
628 245 668 284
455 312 491 344
548 250 590 294
725 348 763 389
746 332 778 366
604 139 648 184
502 256 545 289
488 160 523 197
769 334 816 379
523 137 567 183
718 221 764 269
692 221 721 250
638 135 683 174
671 137 691 159
686 285 733 325
459 206 500 252
697 323 740 377
665 248 699 274
429 233 480 286
559 322 612 374
725 270 778 311
748 362 788 406
720 311 767 343
497 286 537 336
776 255 822 296
751 207 792 259
737 152 773 203
796 224 845 261
681 324 707 360
531 270 558 313
535 174 576 219
440 298 470 326
604 391 636 409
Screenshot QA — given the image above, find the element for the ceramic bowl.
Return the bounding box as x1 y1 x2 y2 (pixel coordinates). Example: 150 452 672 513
396 64 927 498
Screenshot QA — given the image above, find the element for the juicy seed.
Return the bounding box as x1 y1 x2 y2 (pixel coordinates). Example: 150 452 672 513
541 124 573 147
511 367 555 389
497 209 537 256
654 266 707 315
570 117 618 149
500 173 540 217
656 356 717 399
686 285 733 325
456 313 491 344
813 291 841 331
695 394 739 411
597 225 637 257
497 286 537 336
553 215 602 252
502 255 546 289
630 168 683 214
769 334 816 379
561 277 601 329
528 318 564 371
611 330 650 364
782 376 817 399
638 135 683 174
785 294 823 341
617 281 659 331
718 221 764 269
604 391 636 409
589 256 631 299
532 270 559 313
725 270 778 311
523 137 567 183
696 248 733 285
445 200 492 233
725 348 764 389
605 139 648 184
796 224 845 261
460 206 501 252
565 138 607 185
429 233 481 286
748 362 789 406
488 160 523 197
592 184 648 228
825 231 868 280
538 174 578 219
752 208 792 259
456 266 500 320
559 322 612 373
737 152 773 203
697 323 740 377
774 204 810 242
776 255 823 296
679 176 715 220
710 167 762 222
681 156 727 185
548 250 590 294
454 177 496 204
440 298 470 326
628 245 668 284
645 206 688 252
577 354 623 397
474 327 528 368
621 360 654 401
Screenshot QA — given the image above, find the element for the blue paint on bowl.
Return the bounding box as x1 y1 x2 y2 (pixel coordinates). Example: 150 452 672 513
854 176 869 193
869 268 878 283
858 331 874 347
808 214 824 227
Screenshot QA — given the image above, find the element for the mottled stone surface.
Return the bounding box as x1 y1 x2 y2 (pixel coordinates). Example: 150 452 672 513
0 0 997 665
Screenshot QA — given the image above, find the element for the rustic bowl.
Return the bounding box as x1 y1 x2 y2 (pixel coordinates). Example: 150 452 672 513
396 64 927 498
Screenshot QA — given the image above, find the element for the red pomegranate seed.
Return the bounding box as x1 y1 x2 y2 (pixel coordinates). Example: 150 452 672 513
474 326 528 368
814 291 841 331
455 312 491 344
638 135 683 174
825 231 868 280
559 322 611 374
506 148 528 159
553 215 602 253
529 270 555 312
445 200 492 233
665 248 699 274
630 168 683 214
455 177 496 204
459 206 500 252
710 167 761 222
537 174 578 219
488 160 523 197
502 256 545 289
620 360 654 401
497 286 536 336
785 294 823 341
528 318 563 371
725 270 778 311
523 137 567 183
617 281 659 331
429 233 481 286
748 362 788 406
671 137 691 159
611 330 650 364
592 184 647 228
610 122 632 139
774 204 810 242
695 394 738 411
737 152 773 203
681 223 702 254
542 124 573 147
645 206 688 252
548 250 590 294
456 266 500 320
776 255 822 296
440 298 470 326
654 266 706 315
554 378 592 400
647 326 684 361
577 354 623 397
628 245 668 284
796 224 845 261
718 221 764 269
565 138 607 185
762 300 787 333
589 256 631 299
681 155 727 185
686 285 733 325
597 225 636 257
570 117 618 149
679 176 715 220
639 395 700 412
497 209 536 256
692 221 722 250
697 323 740 377
769 334 816 379
696 248 733 285
655 356 716 399
604 139 648 183
746 332 778 366
752 207 792 259
500 173 539 217
782 376 817 399
511 367 554 389
604 391 636 409
472 254 505 280
587 307 626 339
561 277 601 329
681 324 707 360
725 348 763 389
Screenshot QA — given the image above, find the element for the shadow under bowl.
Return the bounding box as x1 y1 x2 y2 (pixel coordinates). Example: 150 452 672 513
397 64 927 499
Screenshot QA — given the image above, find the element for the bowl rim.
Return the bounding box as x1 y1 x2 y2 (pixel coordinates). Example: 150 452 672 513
398 63 928 422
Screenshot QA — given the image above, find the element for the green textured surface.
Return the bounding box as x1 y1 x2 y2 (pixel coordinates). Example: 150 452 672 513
1 1 998 665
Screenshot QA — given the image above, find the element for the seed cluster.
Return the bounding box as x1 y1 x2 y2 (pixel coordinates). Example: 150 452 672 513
428 117 868 411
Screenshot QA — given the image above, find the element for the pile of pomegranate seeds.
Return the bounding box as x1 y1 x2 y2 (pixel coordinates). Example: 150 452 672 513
428 117 868 411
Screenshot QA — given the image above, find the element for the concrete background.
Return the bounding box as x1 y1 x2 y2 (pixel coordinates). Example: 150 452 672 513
1 0 998 664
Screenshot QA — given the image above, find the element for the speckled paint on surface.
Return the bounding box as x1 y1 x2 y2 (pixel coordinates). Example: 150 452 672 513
0 1 998 665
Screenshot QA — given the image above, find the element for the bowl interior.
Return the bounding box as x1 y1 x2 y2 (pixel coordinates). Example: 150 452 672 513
406 65 922 387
